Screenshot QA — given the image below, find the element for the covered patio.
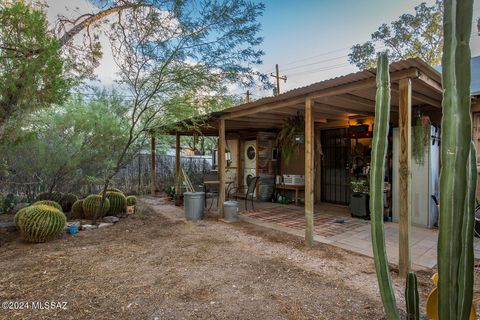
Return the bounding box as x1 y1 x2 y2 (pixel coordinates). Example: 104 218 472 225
158 58 444 276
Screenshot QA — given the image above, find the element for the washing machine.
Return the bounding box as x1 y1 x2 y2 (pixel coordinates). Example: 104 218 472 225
244 140 257 169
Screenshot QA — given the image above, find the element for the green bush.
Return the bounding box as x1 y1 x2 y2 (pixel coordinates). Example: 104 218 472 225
105 191 127 216
82 195 110 220
15 205 66 243
32 200 62 211
71 199 84 219
126 196 137 206
0 193 19 214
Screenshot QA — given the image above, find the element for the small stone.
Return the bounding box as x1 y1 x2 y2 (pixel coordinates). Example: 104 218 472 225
98 222 114 228
80 224 97 230
67 221 81 228
103 216 120 223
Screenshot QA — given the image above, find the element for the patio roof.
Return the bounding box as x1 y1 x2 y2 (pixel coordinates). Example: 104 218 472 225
165 57 442 135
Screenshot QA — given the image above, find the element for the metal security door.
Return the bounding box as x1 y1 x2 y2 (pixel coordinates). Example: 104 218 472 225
321 128 350 204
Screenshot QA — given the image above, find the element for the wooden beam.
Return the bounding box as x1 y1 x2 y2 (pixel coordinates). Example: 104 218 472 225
218 119 226 217
398 78 412 277
223 68 420 120
313 102 376 117
418 72 443 93
174 132 181 206
391 84 441 108
305 97 314 247
150 133 156 196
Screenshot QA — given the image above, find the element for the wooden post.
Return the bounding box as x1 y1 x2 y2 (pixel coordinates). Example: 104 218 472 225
175 132 181 206
314 127 322 204
150 133 156 196
218 119 226 217
398 78 412 276
305 98 314 247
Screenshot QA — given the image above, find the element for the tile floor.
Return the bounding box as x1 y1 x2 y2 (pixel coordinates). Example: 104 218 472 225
233 201 480 271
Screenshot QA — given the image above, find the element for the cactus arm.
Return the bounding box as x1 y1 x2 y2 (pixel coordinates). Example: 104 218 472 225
457 142 477 319
438 0 474 318
370 52 400 319
405 272 419 320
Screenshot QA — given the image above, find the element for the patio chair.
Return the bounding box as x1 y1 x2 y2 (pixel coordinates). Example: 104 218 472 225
203 173 219 209
228 176 259 211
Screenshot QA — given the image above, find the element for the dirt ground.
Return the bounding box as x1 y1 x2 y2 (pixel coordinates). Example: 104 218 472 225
0 196 435 320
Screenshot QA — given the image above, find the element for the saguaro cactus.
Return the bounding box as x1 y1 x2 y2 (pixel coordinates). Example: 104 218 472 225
369 52 399 319
438 0 476 319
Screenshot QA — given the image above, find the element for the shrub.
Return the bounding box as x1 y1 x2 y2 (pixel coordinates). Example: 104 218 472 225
32 200 62 211
16 205 66 243
0 193 19 214
105 191 127 216
82 195 110 220
71 199 84 219
126 196 137 206
59 193 78 212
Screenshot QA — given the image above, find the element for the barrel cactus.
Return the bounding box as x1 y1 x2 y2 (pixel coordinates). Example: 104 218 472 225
14 206 29 229
105 191 127 216
59 193 78 212
126 195 137 206
16 205 66 243
105 188 123 194
71 199 84 219
35 191 64 203
32 200 62 211
82 195 110 220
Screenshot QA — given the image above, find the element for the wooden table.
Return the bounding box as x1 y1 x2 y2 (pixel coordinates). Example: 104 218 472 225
275 184 305 206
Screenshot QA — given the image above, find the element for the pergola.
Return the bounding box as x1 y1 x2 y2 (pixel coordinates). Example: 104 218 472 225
155 58 443 276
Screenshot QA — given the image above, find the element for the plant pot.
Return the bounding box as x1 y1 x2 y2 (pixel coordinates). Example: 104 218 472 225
349 192 370 218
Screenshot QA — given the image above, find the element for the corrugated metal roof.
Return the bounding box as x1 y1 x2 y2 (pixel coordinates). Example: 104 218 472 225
222 58 441 114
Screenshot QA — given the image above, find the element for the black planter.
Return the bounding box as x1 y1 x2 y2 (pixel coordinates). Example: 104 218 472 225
349 192 370 219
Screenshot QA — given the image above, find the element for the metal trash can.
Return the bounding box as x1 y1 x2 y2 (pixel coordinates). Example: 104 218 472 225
224 200 239 221
184 192 205 221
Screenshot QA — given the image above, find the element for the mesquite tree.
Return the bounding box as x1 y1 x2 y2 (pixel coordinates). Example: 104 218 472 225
92 0 267 221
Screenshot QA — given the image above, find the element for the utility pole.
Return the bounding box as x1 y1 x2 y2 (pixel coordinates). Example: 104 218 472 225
270 64 287 96
245 90 252 103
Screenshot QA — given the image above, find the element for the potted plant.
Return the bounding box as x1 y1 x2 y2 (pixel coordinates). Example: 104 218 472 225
349 179 370 218
164 186 175 201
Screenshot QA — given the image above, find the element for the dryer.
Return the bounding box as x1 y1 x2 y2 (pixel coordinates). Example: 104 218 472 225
244 140 257 169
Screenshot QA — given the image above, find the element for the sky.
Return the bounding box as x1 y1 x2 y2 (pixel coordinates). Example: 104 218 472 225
44 0 480 99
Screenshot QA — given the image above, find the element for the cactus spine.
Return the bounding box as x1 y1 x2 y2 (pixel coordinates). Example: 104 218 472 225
71 199 84 219
82 195 110 220
16 205 66 243
405 272 419 320
126 195 137 206
369 53 399 320
32 200 62 211
438 0 476 318
105 191 127 216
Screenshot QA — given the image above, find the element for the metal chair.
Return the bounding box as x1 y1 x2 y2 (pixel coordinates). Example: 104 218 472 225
228 176 259 211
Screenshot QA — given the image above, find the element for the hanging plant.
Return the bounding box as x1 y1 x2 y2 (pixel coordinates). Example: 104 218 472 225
277 112 305 164
412 113 430 165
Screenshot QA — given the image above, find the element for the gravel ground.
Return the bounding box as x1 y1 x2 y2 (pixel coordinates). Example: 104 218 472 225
0 196 435 320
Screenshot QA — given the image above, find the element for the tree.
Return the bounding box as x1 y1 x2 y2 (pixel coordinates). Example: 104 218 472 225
348 1 443 70
0 1 68 140
90 0 267 221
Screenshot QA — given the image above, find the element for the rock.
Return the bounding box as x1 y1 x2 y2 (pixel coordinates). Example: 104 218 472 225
0 222 17 233
80 224 97 230
103 216 119 224
98 222 114 228
80 220 93 225
67 221 81 228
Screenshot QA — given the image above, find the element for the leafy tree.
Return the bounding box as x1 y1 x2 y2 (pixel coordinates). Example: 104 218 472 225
89 0 267 218
349 1 443 70
0 92 132 195
0 1 68 140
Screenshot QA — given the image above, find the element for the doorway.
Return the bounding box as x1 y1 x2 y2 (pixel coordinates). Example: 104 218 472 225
321 128 350 204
